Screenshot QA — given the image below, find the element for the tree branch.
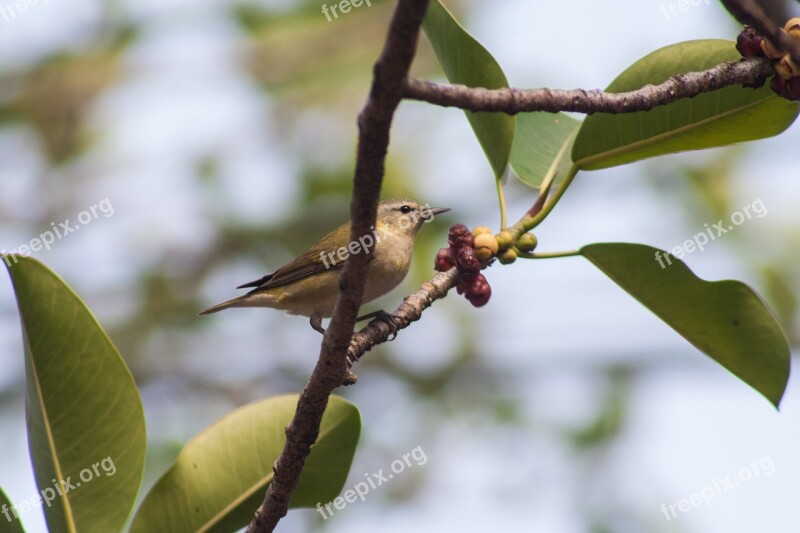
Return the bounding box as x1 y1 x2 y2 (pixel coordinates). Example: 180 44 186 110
719 0 800 65
245 1 431 531
403 57 774 115
346 269 459 369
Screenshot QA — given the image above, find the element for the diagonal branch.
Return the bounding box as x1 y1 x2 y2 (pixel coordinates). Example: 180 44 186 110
346 269 459 369
245 0 431 531
403 57 774 115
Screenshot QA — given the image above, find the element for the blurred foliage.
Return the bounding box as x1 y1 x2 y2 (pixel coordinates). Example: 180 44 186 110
236 0 438 109
0 1 798 532
571 366 630 450
0 25 134 163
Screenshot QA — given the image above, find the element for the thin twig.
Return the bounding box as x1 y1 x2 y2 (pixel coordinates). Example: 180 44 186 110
346 269 459 367
403 57 774 115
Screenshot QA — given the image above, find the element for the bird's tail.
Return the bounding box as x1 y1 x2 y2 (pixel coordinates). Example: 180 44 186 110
198 295 251 316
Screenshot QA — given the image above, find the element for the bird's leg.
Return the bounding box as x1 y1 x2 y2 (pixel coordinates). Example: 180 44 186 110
312 310 398 339
309 312 326 334
356 309 400 340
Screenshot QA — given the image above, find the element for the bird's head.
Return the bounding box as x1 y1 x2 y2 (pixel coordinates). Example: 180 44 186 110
375 199 450 239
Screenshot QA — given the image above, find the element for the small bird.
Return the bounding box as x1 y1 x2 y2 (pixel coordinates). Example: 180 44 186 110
200 199 449 332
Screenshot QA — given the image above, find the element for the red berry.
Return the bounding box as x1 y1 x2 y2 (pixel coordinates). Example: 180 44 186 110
786 77 800 100
736 26 764 58
434 247 456 272
770 75 800 100
456 279 469 295
456 246 480 279
466 274 491 307
771 75 787 95
448 223 474 251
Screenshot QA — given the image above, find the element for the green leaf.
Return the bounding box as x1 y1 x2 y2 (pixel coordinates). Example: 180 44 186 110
572 40 800 170
422 0 514 177
510 112 580 188
0 486 26 533
130 394 361 533
4 255 146 532
580 243 790 407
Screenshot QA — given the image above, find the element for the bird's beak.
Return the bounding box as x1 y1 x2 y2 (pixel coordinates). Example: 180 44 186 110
430 207 451 216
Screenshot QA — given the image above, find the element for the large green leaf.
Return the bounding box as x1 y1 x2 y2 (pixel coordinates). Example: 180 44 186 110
510 112 580 188
4 255 146 533
572 40 800 170
0 486 26 533
130 394 361 533
422 0 514 177
581 243 790 408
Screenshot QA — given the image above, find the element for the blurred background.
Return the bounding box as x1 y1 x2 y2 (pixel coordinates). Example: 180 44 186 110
1 0 799 531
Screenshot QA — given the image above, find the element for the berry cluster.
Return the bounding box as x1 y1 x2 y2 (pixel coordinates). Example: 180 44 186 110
737 20 800 100
435 224 492 307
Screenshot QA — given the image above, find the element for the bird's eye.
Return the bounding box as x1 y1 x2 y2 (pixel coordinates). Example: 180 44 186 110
399 205 412 214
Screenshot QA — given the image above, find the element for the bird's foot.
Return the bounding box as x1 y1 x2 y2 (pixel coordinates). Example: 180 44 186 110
356 309 400 340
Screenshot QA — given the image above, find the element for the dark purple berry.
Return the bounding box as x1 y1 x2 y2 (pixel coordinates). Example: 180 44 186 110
737 26 764 58
466 274 491 307
448 223 474 251
434 247 456 272
785 77 800 100
456 278 470 295
456 247 480 279
769 75 800 100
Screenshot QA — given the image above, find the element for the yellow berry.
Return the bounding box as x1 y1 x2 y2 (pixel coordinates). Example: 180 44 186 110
761 38 784 59
496 231 513 249
474 232 499 253
784 17 800 39
472 226 492 237
776 54 800 80
517 233 538 252
474 246 494 263
497 248 517 265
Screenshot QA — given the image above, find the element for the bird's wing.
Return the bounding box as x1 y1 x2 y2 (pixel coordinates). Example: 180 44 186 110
235 272 276 289
238 221 350 293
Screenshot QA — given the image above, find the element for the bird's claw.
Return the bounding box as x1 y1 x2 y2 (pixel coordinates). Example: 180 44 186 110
370 310 400 340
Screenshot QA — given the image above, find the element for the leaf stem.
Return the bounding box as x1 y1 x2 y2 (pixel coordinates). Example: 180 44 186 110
517 249 581 259
496 175 508 229
510 162 580 236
